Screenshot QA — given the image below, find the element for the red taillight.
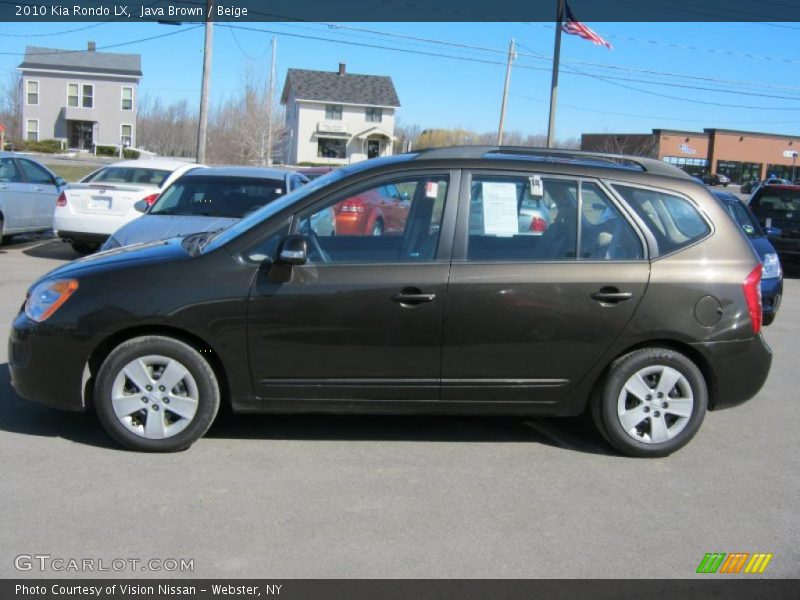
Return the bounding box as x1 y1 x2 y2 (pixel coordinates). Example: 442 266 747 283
529 216 547 233
56 192 67 207
338 199 366 213
142 193 159 206
742 264 763 334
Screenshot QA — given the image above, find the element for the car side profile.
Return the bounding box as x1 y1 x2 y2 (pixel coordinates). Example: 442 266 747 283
9 147 772 457
0 152 66 244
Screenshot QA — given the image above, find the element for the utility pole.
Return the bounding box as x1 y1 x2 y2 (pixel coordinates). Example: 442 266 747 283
196 0 214 164
266 36 277 166
496 38 515 146
546 0 566 149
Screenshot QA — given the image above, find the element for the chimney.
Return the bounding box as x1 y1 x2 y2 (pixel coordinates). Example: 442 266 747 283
338 63 346 76
87 41 96 52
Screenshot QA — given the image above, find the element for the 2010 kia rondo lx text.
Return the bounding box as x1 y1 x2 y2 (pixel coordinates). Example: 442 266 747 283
9 147 773 457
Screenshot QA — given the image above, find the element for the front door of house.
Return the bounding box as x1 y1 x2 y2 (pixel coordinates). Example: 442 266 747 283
367 139 380 159
68 121 93 150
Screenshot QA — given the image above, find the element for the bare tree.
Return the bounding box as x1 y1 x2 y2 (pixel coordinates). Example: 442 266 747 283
0 70 22 141
136 92 197 157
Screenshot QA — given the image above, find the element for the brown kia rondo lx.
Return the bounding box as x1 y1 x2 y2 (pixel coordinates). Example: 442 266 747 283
9 147 772 456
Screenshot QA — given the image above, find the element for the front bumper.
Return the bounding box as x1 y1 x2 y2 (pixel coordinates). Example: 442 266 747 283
8 312 90 412
693 334 773 411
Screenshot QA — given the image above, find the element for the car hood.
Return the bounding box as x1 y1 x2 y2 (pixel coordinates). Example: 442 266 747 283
112 214 239 247
33 237 191 287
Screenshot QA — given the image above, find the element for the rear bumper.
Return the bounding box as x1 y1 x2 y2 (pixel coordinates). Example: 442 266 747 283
56 230 108 244
761 276 783 317
693 335 772 411
53 211 135 238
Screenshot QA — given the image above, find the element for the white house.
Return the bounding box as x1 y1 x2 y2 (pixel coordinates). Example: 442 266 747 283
280 63 400 165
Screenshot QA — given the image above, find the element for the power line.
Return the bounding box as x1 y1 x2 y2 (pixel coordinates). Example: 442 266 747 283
0 24 203 56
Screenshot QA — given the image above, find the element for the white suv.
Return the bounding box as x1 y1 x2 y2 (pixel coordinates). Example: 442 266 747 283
53 159 203 254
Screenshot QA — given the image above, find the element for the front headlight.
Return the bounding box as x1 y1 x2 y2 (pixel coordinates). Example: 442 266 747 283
25 279 79 323
762 253 782 279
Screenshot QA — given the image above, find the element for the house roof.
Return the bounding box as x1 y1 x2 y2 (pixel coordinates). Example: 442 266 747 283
19 46 142 77
280 68 400 107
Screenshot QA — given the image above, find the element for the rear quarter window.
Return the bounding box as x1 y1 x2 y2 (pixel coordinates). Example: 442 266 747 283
613 185 711 256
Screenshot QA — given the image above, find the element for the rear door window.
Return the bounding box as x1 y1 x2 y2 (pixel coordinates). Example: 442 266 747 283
613 185 711 256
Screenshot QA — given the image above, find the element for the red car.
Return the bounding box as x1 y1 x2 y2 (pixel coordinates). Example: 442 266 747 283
334 183 411 236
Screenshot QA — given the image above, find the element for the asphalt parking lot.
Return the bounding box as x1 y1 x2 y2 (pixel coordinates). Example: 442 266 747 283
0 234 798 579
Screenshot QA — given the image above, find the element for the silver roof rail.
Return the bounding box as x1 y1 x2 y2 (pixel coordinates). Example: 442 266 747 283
412 146 691 180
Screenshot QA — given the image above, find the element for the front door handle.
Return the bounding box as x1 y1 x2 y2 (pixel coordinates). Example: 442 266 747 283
391 287 436 306
591 288 633 304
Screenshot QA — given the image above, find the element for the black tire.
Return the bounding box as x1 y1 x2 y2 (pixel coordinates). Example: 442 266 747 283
763 312 776 326
94 336 220 452
591 347 707 458
0 218 4 246
371 219 384 236
71 241 100 255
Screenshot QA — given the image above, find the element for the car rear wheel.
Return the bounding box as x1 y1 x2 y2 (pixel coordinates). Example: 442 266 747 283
763 313 776 326
0 217 4 245
71 241 100 255
371 219 384 236
94 336 220 452
592 347 707 458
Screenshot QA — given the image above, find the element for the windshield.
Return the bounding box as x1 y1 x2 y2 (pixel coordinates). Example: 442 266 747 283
151 177 286 218
82 166 171 187
201 167 348 252
722 200 761 239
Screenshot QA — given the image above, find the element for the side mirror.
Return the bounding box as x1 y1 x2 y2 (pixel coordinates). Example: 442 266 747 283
133 199 149 213
277 234 307 266
54 177 67 188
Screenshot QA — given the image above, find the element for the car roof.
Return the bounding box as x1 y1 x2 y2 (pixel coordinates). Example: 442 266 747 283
336 146 693 182
711 190 740 203
106 159 198 170
180 166 294 180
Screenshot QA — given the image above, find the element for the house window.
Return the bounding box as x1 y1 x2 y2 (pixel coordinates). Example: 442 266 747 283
67 83 79 107
26 80 39 105
325 104 342 120
26 119 39 142
121 124 133 147
82 84 94 108
317 137 346 159
121 86 133 111
366 107 382 123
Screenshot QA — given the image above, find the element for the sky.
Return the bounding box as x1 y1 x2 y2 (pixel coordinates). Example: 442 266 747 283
2 20 800 141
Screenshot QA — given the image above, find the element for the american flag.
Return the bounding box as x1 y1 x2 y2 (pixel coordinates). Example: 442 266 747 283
561 3 613 50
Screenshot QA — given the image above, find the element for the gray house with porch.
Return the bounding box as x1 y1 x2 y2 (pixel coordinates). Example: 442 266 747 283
19 43 141 151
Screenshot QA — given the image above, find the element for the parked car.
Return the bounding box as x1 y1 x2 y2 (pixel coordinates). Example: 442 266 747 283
333 182 411 236
9 147 772 457
711 190 782 325
701 172 730 186
0 153 66 244
53 159 202 254
740 178 761 194
748 184 800 265
762 177 791 187
101 168 312 251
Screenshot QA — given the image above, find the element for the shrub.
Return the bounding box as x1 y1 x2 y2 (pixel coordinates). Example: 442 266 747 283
22 139 65 153
95 145 117 157
123 148 140 159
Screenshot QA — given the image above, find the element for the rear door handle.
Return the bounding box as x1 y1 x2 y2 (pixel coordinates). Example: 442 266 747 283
391 287 436 306
591 289 633 304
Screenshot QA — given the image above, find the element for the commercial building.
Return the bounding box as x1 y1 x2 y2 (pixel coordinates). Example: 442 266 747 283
280 63 400 165
19 43 142 151
581 128 800 184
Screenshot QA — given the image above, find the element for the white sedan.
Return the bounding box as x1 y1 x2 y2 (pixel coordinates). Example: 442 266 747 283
53 159 203 254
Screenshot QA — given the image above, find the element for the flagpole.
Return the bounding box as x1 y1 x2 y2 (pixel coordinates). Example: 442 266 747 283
546 0 565 149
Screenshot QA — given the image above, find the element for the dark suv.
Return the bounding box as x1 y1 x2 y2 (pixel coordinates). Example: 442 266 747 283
748 184 800 264
9 147 772 457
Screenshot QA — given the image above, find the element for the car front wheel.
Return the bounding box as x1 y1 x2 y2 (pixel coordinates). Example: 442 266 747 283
94 336 220 452
592 347 707 458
